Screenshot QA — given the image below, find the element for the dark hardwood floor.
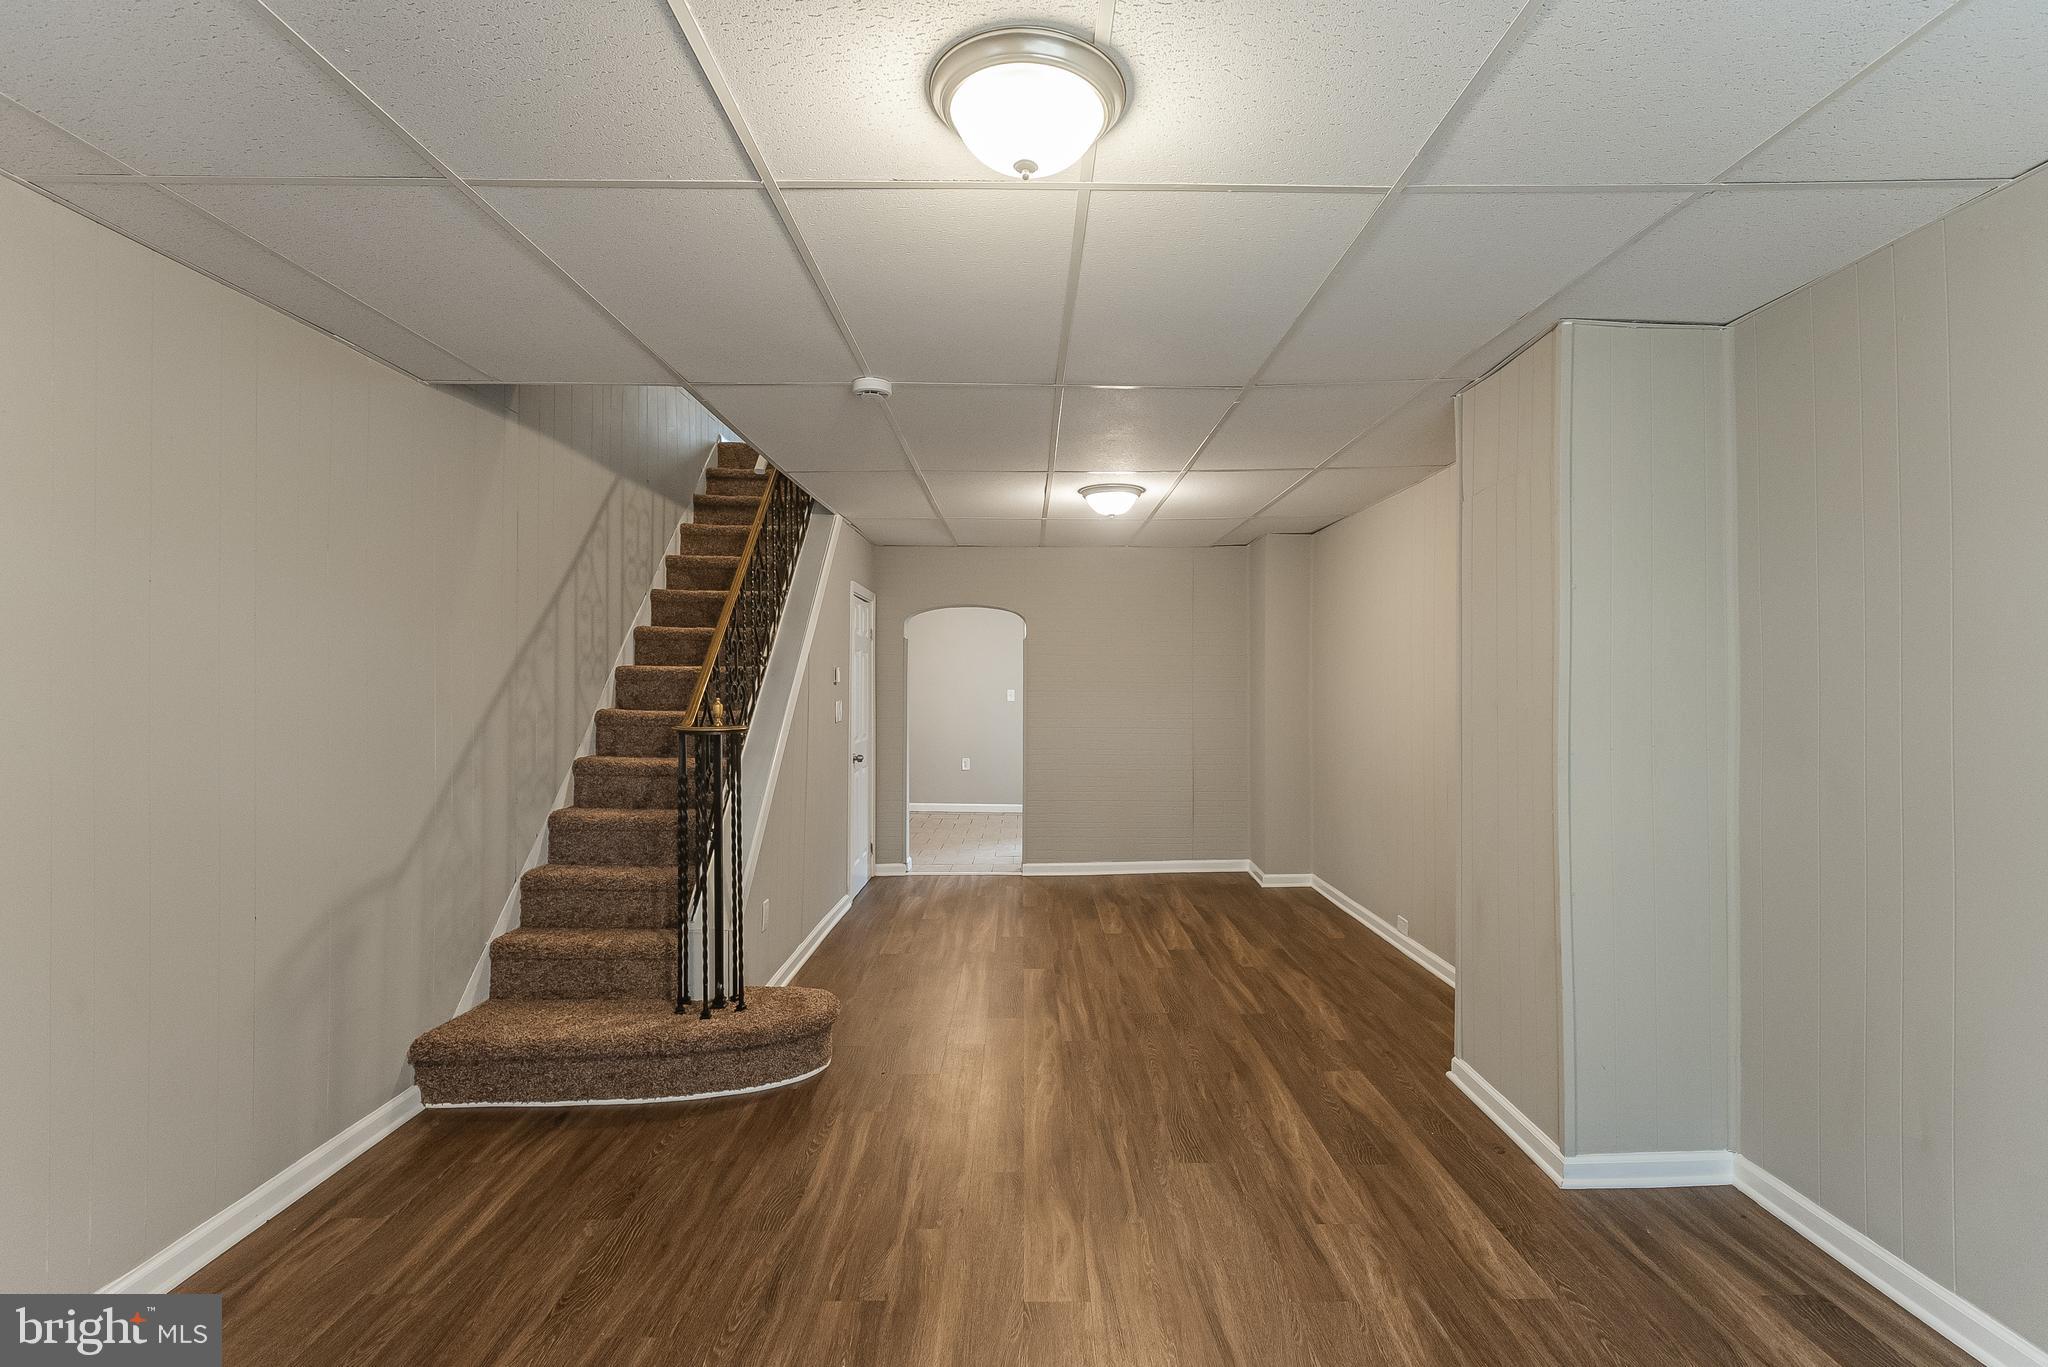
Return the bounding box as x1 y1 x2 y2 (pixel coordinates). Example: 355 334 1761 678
185 873 1971 1366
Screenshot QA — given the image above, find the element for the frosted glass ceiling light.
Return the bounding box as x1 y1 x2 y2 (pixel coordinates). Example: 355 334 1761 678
1079 483 1144 517
928 27 1128 181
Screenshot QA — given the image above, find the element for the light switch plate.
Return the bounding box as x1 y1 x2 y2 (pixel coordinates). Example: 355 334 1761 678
961 757 971 771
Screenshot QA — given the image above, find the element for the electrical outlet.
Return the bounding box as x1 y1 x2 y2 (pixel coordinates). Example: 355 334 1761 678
961 757 971 770
1007 689 1016 702
1396 915 1410 936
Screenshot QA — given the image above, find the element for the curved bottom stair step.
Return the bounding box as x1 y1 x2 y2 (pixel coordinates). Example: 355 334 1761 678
408 987 839 1106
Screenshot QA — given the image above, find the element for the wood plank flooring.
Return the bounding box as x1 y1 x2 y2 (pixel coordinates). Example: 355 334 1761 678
184 874 1972 1366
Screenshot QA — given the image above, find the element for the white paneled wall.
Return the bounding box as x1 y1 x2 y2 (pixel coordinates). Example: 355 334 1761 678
1560 323 1731 1156
1456 332 1564 1141
1455 322 1732 1157
1309 471 1459 962
0 178 723 1292
1733 168 2048 1349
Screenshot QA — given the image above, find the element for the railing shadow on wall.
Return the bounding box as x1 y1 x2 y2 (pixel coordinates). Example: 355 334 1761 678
265 384 725 1125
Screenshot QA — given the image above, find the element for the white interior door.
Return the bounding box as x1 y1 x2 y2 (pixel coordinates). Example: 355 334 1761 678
849 585 875 891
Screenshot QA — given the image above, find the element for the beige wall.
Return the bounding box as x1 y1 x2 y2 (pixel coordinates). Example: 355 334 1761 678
1308 472 1459 962
1732 168 2048 1346
872 548 1248 867
741 522 875 977
0 178 724 1291
1558 322 1731 1156
1249 535 1314 876
905 607 1025 807
1456 332 1564 1140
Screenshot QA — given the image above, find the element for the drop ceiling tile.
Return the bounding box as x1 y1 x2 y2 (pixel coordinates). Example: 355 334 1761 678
891 387 1057 471
1735 0 2048 182
1043 519 1138 547
180 184 665 382
1053 387 1237 471
1264 191 1689 383
1132 519 1239 547
0 95 127 176
1234 514 1341 539
786 471 934 520
689 0 1095 180
1195 384 1432 470
1064 191 1380 386
1095 0 1524 183
952 518 1046 547
846 518 955 547
1421 0 1951 185
786 189 1075 383
926 472 1050 520
481 187 849 382
1550 184 1986 323
1265 466 1437 519
267 0 747 179
1155 470 1298 520
1331 384 1461 468
0 0 430 176
49 184 487 381
695 386 908 472
1045 472 1170 521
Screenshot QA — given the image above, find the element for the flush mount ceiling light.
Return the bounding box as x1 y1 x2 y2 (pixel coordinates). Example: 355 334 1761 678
1078 482 1145 517
927 27 1129 181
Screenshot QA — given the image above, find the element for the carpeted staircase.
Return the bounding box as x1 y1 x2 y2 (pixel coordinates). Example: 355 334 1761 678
408 442 838 1106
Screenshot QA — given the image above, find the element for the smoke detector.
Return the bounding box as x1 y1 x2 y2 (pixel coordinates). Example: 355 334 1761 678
851 376 894 399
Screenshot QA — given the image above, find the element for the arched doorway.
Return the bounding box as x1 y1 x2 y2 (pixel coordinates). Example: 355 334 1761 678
903 606 1026 873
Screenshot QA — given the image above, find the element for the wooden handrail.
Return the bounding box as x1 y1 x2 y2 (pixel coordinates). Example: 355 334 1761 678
677 466 779 728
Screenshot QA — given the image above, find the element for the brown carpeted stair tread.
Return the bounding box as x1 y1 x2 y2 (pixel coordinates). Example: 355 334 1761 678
573 755 678 809
676 524 747 556
633 625 712 666
612 664 698 711
666 553 740 589
651 589 725 627
492 927 674 961
519 864 675 929
691 493 762 525
704 470 768 496
595 708 691 757
409 988 839 1065
714 441 761 471
549 807 676 865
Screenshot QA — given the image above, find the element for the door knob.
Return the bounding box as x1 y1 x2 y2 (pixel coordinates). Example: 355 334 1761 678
853 753 866 763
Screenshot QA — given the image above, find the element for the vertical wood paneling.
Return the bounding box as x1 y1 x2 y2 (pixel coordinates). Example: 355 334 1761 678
1736 169 2048 1348
1939 169 2048 1345
1456 333 1562 1142
0 177 722 1292
1309 469 1459 962
1560 323 1731 1156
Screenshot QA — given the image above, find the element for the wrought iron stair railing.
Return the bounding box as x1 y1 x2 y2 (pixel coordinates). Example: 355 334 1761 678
675 467 816 1016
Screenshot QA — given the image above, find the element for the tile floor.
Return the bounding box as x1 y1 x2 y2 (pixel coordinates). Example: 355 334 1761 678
908 809 1022 873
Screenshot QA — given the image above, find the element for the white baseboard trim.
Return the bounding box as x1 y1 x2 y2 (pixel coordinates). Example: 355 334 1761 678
1022 859 1252 876
909 802 1023 813
423 1061 830 1112
1249 862 1313 888
1734 1158 2048 1367
874 862 910 876
768 893 855 986
1449 1058 1735 1190
1448 1057 1566 1185
1562 1149 1734 1189
1310 876 1456 987
99 1086 423 1293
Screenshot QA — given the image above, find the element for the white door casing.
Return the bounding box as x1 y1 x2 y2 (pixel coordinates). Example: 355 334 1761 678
849 584 875 890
